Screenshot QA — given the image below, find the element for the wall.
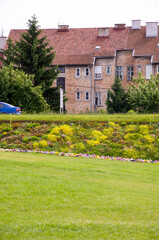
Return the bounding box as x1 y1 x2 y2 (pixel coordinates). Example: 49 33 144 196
65 66 93 113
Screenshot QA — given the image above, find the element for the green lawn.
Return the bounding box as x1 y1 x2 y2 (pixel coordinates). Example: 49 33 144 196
0 113 159 123
0 152 158 240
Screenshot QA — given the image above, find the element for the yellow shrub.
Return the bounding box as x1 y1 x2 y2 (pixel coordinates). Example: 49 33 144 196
125 125 137 133
103 128 114 136
50 126 60 135
124 148 138 159
108 122 116 128
99 135 107 142
47 134 57 142
139 125 149 135
92 130 102 138
87 139 100 146
39 140 48 148
33 142 39 148
60 124 73 136
143 134 154 143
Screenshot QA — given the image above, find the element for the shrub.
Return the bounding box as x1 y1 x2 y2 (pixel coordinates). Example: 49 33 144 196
47 134 57 142
87 140 100 147
39 140 48 148
22 137 30 143
60 125 73 136
33 142 39 148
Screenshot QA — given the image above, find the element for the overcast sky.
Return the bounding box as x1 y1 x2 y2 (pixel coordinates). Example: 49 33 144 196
1 0 159 37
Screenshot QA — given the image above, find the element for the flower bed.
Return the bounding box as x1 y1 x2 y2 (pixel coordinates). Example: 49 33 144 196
0 121 159 161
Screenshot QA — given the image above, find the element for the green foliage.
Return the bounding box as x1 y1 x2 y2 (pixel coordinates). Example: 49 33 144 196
0 64 49 113
106 77 130 113
43 87 68 112
127 73 159 113
1 15 58 92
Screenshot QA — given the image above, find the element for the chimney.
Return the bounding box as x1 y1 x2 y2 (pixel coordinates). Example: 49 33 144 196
132 20 141 29
146 22 158 37
58 24 69 32
0 36 7 51
98 27 109 37
114 24 126 30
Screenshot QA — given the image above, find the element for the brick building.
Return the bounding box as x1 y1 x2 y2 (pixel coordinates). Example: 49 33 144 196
2 20 159 113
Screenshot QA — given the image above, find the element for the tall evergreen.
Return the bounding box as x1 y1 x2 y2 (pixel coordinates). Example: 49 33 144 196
1 15 58 91
106 76 129 113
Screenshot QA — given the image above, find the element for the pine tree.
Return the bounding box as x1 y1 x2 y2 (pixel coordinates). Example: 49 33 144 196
106 76 129 113
1 15 58 91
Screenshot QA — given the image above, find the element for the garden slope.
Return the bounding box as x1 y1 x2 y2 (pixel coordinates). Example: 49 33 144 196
0 121 159 160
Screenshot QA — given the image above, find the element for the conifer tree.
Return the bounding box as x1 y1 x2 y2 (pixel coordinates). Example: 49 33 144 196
1 15 57 91
106 76 129 113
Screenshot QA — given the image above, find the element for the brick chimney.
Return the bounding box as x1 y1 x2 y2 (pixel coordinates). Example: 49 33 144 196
146 22 158 37
58 24 69 32
114 24 126 30
98 27 109 37
132 20 141 29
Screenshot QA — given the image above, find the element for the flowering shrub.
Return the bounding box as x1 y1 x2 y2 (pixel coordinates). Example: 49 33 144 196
87 139 100 146
47 134 57 142
39 140 48 148
50 126 60 135
60 125 73 136
33 142 39 148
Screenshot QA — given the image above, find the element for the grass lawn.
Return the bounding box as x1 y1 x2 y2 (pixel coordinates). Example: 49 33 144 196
0 113 159 123
0 152 158 240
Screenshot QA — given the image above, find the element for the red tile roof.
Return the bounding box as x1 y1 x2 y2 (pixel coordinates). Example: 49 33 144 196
6 25 159 65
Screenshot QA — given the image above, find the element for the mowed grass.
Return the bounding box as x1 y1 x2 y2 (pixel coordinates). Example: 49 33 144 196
0 152 159 240
0 113 159 123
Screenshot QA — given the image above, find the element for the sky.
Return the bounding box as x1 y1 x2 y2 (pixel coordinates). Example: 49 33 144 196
1 0 159 37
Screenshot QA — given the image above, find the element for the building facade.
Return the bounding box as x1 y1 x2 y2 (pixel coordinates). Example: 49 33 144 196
2 20 159 113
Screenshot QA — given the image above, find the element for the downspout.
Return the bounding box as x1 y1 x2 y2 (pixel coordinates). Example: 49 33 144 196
90 57 96 112
90 64 93 112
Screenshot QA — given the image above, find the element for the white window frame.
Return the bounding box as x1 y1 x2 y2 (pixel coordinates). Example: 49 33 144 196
95 66 102 79
146 65 152 79
116 66 123 80
95 92 102 106
106 65 111 75
76 68 80 78
85 67 90 76
76 91 80 100
157 65 159 74
85 92 90 100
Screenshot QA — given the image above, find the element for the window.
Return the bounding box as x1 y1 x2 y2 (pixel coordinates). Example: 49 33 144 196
58 66 65 73
146 65 152 79
76 68 80 77
95 66 102 79
85 92 89 100
127 66 134 80
76 91 80 100
106 65 111 75
85 68 90 76
95 92 102 106
116 66 123 79
157 65 159 73
137 65 142 74
57 77 65 91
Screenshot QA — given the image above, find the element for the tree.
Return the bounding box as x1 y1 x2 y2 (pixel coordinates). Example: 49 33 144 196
43 87 68 112
1 15 58 91
127 73 159 113
0 64 49 113
106 76 129 113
